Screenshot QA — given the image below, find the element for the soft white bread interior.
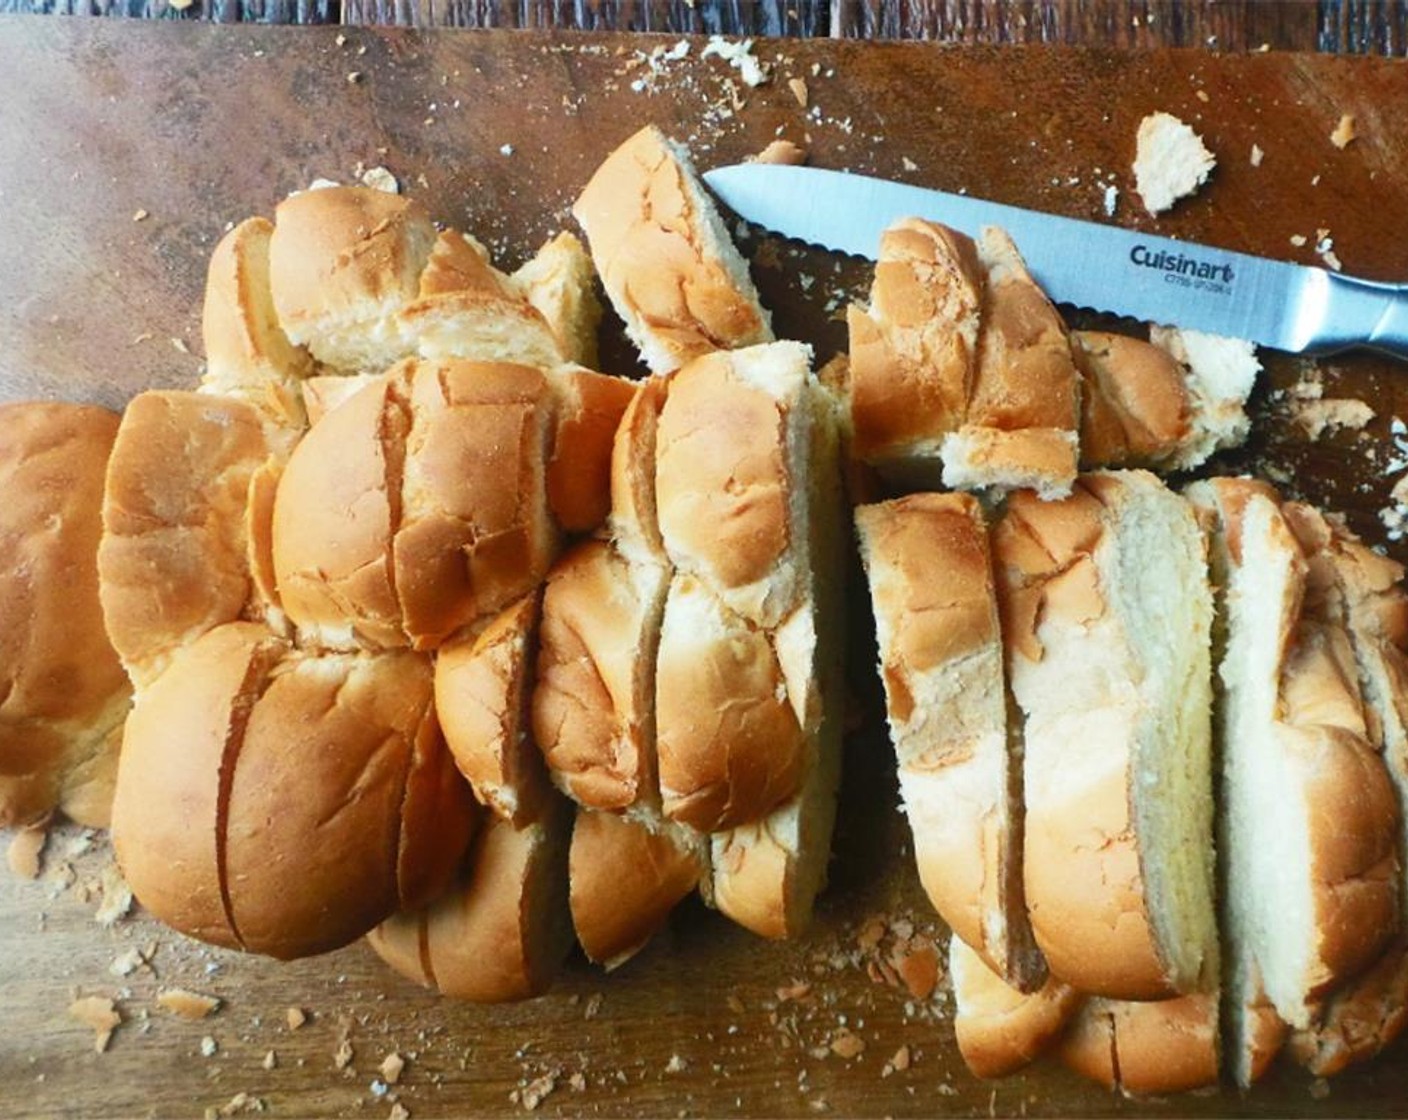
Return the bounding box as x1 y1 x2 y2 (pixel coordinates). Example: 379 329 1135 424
569 807 705 970
949 933 1081 1079
200 216 312 431
368 797 573 1002
272 359 557 651
0 402 132 829
534 539 670 813
573 124 773 374
1186 479 1399 1038
100 391 277 686
940 228 1079 499
993 471 1217 1000
1149 327 1260 470
512 231 604 369
1057 991 1220 1096
113 621 476 960
434 592 550 827
855 492 1044 991
268 186 437 374
708 368 845 939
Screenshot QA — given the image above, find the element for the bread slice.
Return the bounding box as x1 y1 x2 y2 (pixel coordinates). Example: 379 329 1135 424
572 125 773 374
368 797 573 1001
992 471 1217 999
1186 479 1399 1042
100 391 276 686
0 403 131 830
855 492 1044 991
940 228 1080 499
201 217 313 432
569 808 705 970
1058 992 1220 1095
512 231 604 369
949 934 1081 1079
434 592 550 827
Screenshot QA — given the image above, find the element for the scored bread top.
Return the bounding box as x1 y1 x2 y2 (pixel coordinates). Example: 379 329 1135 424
573 124 773 374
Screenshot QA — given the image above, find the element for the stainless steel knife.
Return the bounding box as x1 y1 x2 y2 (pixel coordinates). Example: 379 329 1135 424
703 163 1408 359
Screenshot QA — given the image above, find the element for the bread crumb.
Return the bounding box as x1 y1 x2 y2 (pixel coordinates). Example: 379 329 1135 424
201 1036 219 1057
500 144 514 157
701 36 770 88
347 72 363 84
857 916 888 950
389 1105 411 1120
7 823 47 879
380 1052 405 1085
901 156 919 173
754 139 807 166
1330 114 1357 149
1133 111 1216 215
286 1006 307 1030
1295 398 1375 440
110 948 147 977
359 166 399 194
132 208 150 222
169 336 191 356
665 1054 687 1073
1290 233 1307 247
776 981 811 1002
892 1044 911 1072
207 1093 265 1118
1195 89 1210 103
334 1038 355 1070
95 865 133 926
69 996 121 1053
583 993 603 1019
830 1029 866 1059
1102 183 1119 216
788 77 809 107
1250 144 1264 167
893 943 939 1000
519 1072 559 1110
567 1072 586 1092
262 1050 277 1071
158 989 222 1020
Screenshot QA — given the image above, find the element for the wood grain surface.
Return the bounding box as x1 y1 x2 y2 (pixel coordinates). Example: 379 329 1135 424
3 17 1408 1119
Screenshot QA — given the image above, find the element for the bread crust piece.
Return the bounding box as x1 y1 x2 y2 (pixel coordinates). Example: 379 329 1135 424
855 492 1044 991
846 220 982 468
993 471 1217 1000
534 540 668 812
100 391 274 686
570 808 705 969
949 934 1081 1079
545 366 637 535
512 231 604 369
272 359 556 651
1071 330 1190 468
368 797 573 1002
201 216 312 430
0 403 131 829
573 125 772 374
1058 992 1219 1095
268 185 437 374
435 593 551 827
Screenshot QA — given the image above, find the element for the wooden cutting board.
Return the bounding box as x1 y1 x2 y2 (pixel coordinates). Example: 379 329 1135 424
3 17 1408 1119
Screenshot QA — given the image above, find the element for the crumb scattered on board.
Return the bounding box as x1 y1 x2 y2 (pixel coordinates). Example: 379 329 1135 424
158 988 222 1020
1330 114 1357 149
8 823 47 879
69 996 121 1053
1133 111 1216 215
754 139 807 166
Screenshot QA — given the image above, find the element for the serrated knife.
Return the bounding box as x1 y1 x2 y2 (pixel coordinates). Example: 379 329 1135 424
703 163 1408 359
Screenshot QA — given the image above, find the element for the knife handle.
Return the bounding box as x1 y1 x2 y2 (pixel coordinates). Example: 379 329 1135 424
1326 273 1408 360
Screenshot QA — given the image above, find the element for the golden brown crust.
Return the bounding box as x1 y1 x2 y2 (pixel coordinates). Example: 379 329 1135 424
417 229 515 299
950 935 1082 1079
573 125 771 374
434 593 550 826
656 575 805 833
1058 993 1219 1095
608 376 669 563
100 391 272 683
0 402 130 829
570 809 703 969
513 231 604 369
301 373 382 427
1290 940 1408 1076
1072 330 1190 468
546 366 636 534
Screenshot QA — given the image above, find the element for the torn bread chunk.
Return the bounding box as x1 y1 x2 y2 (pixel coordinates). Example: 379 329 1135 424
368 798 573 1002
1149 326 1260 469
201 217 313 433
1186 479 1399 1040
1073 330 1191 468
573 125 773 374
993 471 1217 999
569 808 705 970
949 934 1081 1079
434 592 550 827
855 492 1044 991
512 231 604 369
1133 112 1217 215
1058 992 1220 1095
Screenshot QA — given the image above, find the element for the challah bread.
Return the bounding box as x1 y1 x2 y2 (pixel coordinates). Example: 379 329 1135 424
573 124 773 375
200 217 312 432
1057 992 1220 1095
100 391 280 686
855 492 1044 991
112 621 476 959
569 808 705 970
434 593 550 827
1186 479 1399 1040
368 797 572 1001
949 934 1081 1079
992 471 1217 1000
272 359 557 651
0 402 131 829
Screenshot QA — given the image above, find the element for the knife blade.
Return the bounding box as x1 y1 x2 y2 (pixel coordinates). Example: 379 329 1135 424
703 163 1408 359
